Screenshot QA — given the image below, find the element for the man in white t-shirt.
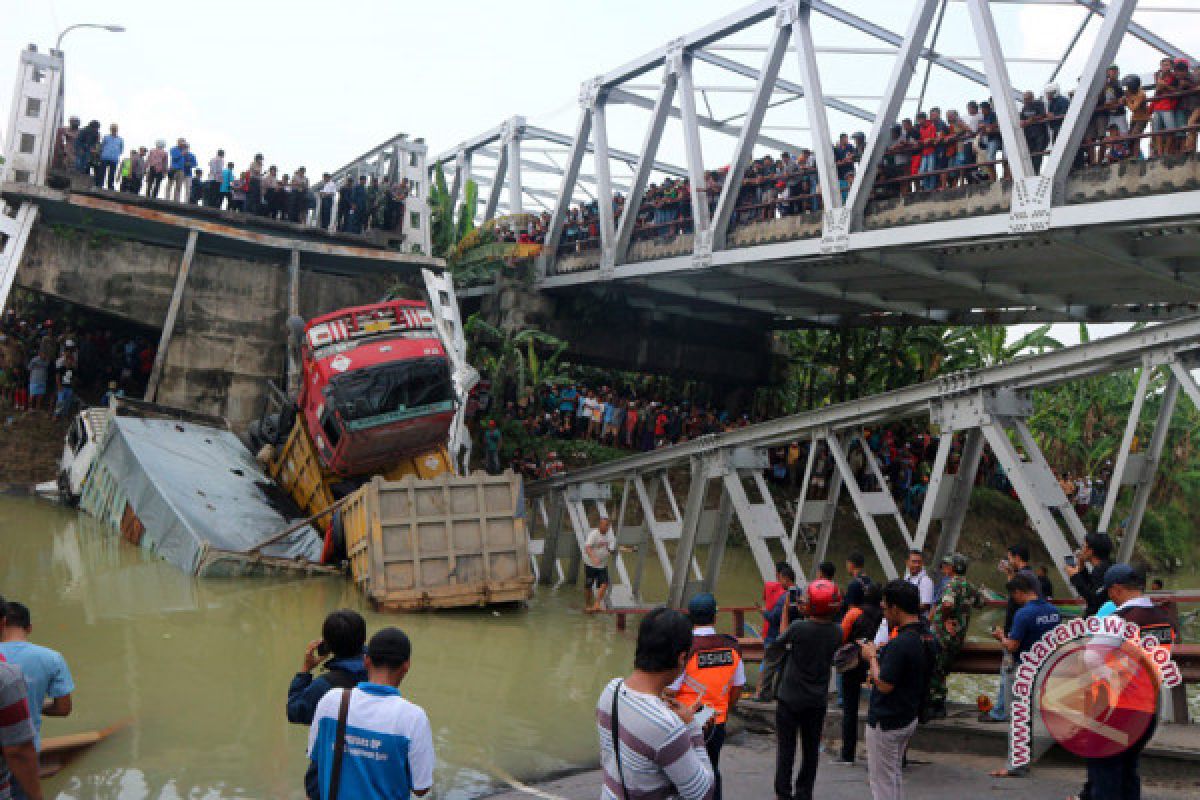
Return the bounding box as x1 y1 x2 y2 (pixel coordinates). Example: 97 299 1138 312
308 628 434 800
584 518 634 612
964 100 983 133
903 550 935 614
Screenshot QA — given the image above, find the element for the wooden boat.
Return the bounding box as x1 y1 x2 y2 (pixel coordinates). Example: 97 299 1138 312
39 718 131 778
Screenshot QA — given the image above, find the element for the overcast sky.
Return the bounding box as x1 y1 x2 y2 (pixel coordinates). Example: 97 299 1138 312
4 0 1198 344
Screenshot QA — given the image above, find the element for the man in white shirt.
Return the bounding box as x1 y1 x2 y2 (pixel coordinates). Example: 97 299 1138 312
583 518 633 612
206 149 225 207
318 173 338 231
904 550 935 615
964 100 983 133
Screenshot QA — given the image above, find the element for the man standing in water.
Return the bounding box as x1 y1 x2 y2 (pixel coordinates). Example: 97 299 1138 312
597 608 715 800
0 592 45 800
583 518 634 612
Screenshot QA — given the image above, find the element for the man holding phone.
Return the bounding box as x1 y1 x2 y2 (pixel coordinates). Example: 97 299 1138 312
287 609 368 799
1065 532 1114 617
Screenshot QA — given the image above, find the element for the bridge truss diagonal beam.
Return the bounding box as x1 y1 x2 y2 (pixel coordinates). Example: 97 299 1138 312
524 315 1200 605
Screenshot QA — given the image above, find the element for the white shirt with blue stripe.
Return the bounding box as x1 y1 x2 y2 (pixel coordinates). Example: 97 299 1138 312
307 682 435 799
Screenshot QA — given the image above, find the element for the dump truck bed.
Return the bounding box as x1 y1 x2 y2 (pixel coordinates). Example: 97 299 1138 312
342 472 533 610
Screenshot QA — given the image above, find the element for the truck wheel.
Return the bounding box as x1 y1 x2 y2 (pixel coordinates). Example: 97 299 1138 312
246 420 265 451
260 413 281 444
276 404 297 445
321 510 347 564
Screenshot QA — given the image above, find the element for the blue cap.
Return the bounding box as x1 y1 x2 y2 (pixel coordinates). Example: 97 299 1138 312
1102 563 1143 591
687 592 718 622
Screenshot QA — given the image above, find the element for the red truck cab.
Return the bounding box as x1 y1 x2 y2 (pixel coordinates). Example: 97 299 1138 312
300 300 455 477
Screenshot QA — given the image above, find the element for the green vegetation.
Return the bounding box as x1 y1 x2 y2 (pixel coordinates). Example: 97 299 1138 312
428 163 478 259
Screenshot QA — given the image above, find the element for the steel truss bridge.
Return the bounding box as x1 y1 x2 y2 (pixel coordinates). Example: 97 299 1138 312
524 316 1200 607
417 0 1200 327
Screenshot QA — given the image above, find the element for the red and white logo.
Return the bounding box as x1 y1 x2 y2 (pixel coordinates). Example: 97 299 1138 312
1010 616 1180 767
1038 638 1159 759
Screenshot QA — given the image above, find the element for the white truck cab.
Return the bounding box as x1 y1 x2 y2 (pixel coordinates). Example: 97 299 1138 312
56 407 109 504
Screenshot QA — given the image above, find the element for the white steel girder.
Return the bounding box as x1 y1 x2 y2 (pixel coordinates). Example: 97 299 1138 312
711 18 791 251
1098 356 1200 564
842 0 942 237
630 471 703 592
966 0 1047 233
673 51 714 264
614 73 678 266
933 389 1083 591
529 495 566 586
1044 0 1137 204
914 427 986 566
0 202 38 313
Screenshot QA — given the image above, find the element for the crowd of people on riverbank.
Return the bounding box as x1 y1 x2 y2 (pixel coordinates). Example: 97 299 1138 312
477 382 1114 524
555 58 1200 254
0 308 147 417
50 123 410 236
0 593 76 800
580 520 1177 800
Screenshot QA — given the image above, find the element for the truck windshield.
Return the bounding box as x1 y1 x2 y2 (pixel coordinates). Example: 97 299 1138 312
329 358 453 423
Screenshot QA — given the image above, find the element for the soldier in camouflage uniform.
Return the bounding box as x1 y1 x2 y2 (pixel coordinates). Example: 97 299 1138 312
927 553 983 718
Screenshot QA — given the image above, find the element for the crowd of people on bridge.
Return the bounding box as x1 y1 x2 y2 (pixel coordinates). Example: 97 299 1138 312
49 124 411 237
555 57 1200 255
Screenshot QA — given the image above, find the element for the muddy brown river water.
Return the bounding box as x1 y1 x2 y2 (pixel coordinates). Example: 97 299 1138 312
1 495 1195 798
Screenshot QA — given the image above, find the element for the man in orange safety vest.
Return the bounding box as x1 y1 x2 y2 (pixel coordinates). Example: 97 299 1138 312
667 592 744 800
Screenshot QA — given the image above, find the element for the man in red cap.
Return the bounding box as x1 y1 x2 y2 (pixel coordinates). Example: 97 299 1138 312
773 579 843 800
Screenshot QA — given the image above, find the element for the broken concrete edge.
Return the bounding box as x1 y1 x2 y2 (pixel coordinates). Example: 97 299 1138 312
1 181 445 269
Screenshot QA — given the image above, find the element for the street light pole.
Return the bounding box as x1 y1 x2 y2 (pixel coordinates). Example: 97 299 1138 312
55 23 125 52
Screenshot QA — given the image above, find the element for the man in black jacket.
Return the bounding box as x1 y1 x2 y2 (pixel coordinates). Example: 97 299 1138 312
774 579 844 800
1066 532 1114 616
287 609 369 799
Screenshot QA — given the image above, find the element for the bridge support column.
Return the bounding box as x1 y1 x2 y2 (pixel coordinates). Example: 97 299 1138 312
668 456 711 608
718 448 802 588
286 249 301 395
144 229 198 403
537 491 567 586
934 389 1080 590
917 428 985 567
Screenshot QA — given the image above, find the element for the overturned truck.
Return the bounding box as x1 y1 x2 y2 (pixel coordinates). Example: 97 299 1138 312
69 269 534 609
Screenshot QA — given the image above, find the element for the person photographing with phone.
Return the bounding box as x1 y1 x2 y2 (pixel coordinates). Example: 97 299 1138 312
597 608 715 800
773 579 843 800
287 610 369 799
666 593 744 800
